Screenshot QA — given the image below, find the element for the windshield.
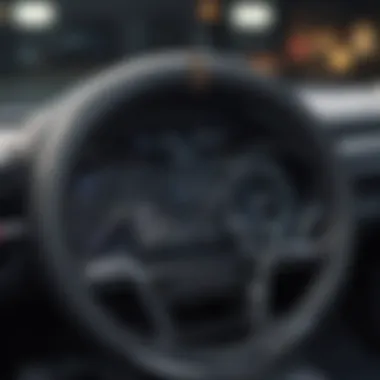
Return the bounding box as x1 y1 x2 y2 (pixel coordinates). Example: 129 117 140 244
0 0 380 102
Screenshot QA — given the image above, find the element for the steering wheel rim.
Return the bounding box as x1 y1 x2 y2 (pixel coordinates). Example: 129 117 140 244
30 51 353 380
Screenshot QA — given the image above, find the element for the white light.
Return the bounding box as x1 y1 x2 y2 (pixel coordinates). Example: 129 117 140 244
11 0 59 31
229 1 277 33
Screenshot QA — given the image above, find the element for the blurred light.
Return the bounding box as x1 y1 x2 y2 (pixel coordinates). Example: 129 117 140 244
286 34 311 63
249 53 279 76
229 1 277 33
311 28 338 54
189 53 212 91
326 47 355 75
197 0 220 24
350 21 377 58
11 0 59 31
0 3 9 24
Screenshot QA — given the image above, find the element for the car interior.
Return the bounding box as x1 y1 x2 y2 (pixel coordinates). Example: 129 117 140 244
1 0 380 379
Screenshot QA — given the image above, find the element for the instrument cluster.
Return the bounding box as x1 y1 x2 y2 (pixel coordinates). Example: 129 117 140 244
67 123 304 261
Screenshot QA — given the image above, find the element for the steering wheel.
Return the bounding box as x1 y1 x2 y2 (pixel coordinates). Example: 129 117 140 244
30 51 353 380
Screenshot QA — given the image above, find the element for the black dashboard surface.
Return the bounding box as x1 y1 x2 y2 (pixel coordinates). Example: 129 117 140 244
1 86 380 223
1 85 380 127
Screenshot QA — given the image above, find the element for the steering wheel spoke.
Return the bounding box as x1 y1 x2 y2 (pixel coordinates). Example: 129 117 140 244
84 247 248 349
85 254 177 348
247 267 274 328
243 228 323 328
273 237 324 267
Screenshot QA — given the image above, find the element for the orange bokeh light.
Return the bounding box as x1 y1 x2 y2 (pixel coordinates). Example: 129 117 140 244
325 46 355 75
286 34 312 63
196 0 220 24
249 53 279 76
350 20 378 58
